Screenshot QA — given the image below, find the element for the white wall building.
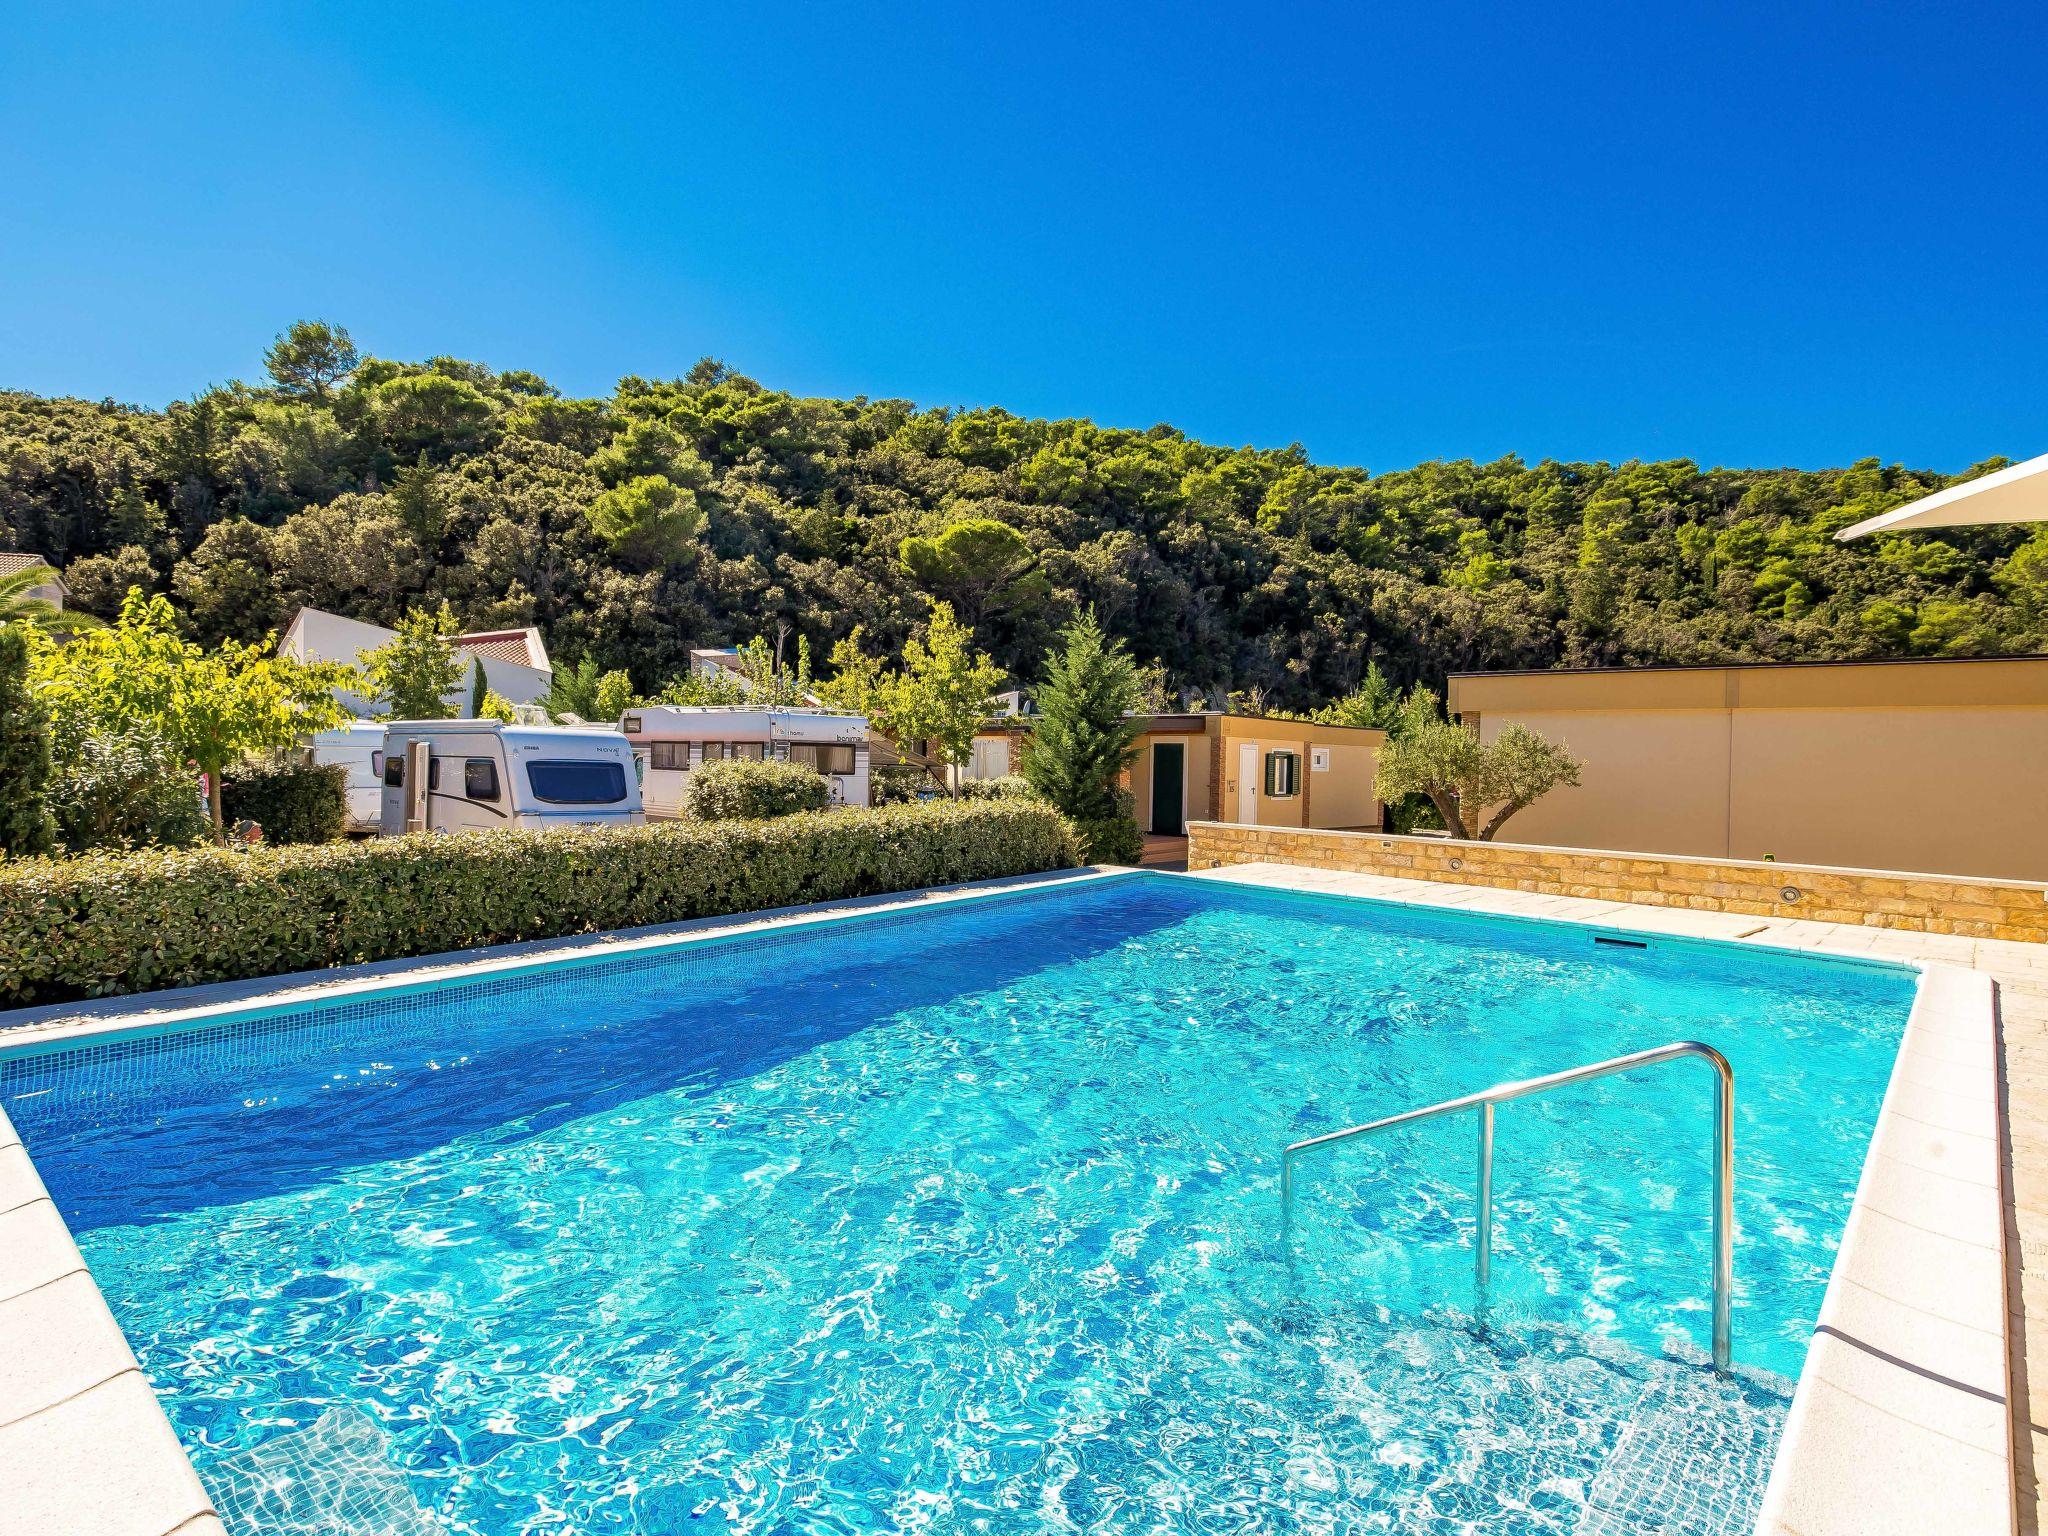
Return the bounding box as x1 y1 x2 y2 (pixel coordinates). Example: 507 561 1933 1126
279 607 553 716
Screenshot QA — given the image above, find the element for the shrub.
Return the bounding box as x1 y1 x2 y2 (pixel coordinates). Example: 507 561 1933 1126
683 758 830 820
47 724 209 852
0 799 1079 1006
222 762 349 845
870 762 933 805
1070 788 1144 865
0 625 55 856
957 774 1038 802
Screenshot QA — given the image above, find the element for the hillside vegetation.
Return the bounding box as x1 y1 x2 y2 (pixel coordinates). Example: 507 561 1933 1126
5 326 2041 707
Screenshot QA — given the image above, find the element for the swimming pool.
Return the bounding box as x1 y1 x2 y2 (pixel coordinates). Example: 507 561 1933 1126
1 871 1919 1535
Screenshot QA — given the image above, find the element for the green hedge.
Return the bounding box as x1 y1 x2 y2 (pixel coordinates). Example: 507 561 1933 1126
0 799 1079 1006
683 758 829 820
222 762 349 845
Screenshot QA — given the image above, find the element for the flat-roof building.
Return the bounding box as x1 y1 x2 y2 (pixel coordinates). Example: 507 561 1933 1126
1448 655 2048 881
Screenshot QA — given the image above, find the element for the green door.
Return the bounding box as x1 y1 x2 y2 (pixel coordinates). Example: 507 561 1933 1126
1150 742 1185 833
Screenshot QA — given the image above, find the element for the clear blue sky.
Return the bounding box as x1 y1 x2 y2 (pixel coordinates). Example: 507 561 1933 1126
3 2 2041 472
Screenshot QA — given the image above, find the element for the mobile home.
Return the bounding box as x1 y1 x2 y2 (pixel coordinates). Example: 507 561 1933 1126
379 721 644 835
307 719 386 834
621 707 870 816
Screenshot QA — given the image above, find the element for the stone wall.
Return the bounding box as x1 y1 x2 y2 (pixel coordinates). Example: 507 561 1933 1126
1186 822 2048 943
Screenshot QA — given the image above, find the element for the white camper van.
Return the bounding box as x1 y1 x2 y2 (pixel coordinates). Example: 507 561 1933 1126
378 721 645 835
621 706 870 816
307 720 387 834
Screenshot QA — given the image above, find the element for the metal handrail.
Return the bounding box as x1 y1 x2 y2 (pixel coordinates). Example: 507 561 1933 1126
1280 1041 1735 1370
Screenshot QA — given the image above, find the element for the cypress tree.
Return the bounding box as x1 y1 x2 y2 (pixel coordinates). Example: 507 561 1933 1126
0 624 56 856
1021 611 1143 862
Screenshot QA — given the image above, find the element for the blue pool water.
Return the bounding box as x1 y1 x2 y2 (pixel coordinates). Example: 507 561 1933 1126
3 873 1917 1535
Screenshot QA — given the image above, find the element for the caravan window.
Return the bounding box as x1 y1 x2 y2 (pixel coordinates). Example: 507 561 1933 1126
383 753 404 787
527 759 628 805
464 758 500 800
649 741 685 771
789 743 857 776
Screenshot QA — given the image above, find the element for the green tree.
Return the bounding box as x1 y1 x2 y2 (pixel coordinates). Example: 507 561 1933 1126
822 603 1003 794
27 590 352 839
1019 612 1143 862
659 635 817 709
590 418 696 486
544 656 641 720
586 474 706 567
264 320 360 402
389 453 450 551
359 604 465 720
899 518 1048 631
0 624 56 854
1373 690 1582 840
63 546 158 620
1313 660 1404 730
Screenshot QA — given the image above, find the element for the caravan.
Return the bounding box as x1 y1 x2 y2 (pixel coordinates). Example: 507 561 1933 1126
622 706 870 816
378 721 644 835
306 720 387 834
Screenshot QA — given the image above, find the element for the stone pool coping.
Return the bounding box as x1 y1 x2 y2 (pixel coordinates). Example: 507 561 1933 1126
0 861 2009 1535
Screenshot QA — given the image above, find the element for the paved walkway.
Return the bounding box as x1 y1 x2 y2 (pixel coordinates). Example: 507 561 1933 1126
1138 834 1189 870
1191 859 2048 1533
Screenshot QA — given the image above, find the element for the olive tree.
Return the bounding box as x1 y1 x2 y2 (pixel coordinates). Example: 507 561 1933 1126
1373 690 1581 841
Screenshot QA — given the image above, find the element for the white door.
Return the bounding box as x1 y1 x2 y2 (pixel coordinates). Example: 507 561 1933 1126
1237 741 1258 824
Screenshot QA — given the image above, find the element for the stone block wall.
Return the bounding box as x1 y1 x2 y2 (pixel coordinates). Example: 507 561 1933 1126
1185 822 2048 943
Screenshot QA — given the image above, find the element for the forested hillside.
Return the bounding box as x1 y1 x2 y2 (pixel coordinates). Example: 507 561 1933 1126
5 325 2041 709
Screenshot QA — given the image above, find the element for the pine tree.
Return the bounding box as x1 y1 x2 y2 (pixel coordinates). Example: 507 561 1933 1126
0 625 59 855
1021 611 1143 862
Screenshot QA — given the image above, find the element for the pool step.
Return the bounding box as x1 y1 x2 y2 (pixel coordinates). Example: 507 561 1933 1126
1575 1370 1787 1536
206 1407 436 1536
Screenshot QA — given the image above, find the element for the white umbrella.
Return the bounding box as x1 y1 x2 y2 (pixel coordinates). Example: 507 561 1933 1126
1837 451 2048 540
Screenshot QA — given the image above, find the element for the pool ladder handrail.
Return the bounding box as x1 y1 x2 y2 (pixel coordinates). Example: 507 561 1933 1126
1279 1040 1734 1371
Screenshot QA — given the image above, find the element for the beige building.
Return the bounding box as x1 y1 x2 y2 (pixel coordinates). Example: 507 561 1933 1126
1449 656 2048 881
968 713 1386 835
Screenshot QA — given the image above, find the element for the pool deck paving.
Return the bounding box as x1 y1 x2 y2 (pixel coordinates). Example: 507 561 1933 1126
0 860 2040 1536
